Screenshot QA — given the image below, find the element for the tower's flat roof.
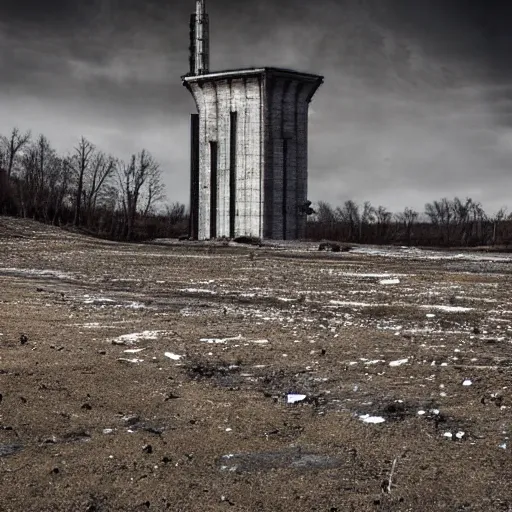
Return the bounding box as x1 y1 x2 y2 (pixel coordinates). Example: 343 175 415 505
182 67 324 82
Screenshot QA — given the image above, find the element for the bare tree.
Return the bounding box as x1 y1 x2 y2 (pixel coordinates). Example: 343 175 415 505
396 207 418 245
166 202 186 225
336 200 361 241
117 150 160 240
83 152 116 225
17 135 58 219
72 137 95 227
0 128 31 178
140 165 166 217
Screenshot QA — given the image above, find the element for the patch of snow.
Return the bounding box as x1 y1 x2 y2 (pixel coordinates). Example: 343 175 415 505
380 278 400 285
389 358 409 367
111 330 165 345
0 267 75 280
499 443 507 450
420 305 474 313
359 414 386 424
200 334 244 344
462 379 473 387
287 394 307 404
117 358 144 364
84 296 115 305
179 288 217 295
164 352 183 361
123 348 145 354
444 432 453 439
417 410 426 416
456 431 465 440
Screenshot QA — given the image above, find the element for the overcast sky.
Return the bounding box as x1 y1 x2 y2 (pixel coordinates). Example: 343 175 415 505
1 0 512 214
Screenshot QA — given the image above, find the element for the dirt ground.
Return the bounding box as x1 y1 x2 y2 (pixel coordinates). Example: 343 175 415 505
1 217 512 511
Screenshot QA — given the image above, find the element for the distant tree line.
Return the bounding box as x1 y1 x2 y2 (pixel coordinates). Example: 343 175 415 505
0 127 188 240
1 126 510 248
306 198 512 247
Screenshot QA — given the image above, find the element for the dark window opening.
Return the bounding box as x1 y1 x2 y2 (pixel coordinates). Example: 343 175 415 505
229 112 237 238
210 141 218 238
282 139 288 240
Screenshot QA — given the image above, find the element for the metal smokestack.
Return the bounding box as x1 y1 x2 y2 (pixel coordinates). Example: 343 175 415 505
189 0 209 76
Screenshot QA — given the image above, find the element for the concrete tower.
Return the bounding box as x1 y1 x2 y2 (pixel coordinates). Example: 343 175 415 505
183 0 323 240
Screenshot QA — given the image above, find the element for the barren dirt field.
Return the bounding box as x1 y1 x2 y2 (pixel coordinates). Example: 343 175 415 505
2 217 512 511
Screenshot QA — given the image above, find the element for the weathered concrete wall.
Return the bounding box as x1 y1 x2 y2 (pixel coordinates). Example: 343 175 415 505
184 68 322 240
187 76 264 239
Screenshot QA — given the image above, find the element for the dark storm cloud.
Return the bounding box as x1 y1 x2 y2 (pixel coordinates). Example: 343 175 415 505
1 0 512 214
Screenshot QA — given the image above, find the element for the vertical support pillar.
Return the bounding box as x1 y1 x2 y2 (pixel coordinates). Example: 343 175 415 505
189 114 200 239
210 141 218 238
229 111 237 238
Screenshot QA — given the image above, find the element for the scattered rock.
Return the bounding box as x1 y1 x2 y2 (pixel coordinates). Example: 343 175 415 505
233 236 262 246
81 403 92 411
121 415 140 427
318 242 341 252
20 334 28 345
142 444 153 454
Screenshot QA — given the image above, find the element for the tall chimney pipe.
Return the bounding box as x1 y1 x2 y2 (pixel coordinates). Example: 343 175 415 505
189 0 209 76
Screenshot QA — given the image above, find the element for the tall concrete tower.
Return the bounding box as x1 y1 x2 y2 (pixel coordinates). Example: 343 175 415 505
183 0 323 240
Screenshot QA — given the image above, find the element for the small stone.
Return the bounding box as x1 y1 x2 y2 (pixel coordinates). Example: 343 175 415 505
81 403 92 411
20 334 28 345
121 415 140 426
142 444 153 454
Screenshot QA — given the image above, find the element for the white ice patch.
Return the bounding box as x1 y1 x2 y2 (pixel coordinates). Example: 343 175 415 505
111 330 165 345
179 288 217 295
83 296 115 305
380 278 400 285
123 348 145 354
462 379 473 386
287 394 307 404
200 334 244 344
164 352 183 361
359 414 386 424
389 358 409 367
444 432 453 439
117 358 143 364
0 267 75 280
420 305 474 313
329 300 386 308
